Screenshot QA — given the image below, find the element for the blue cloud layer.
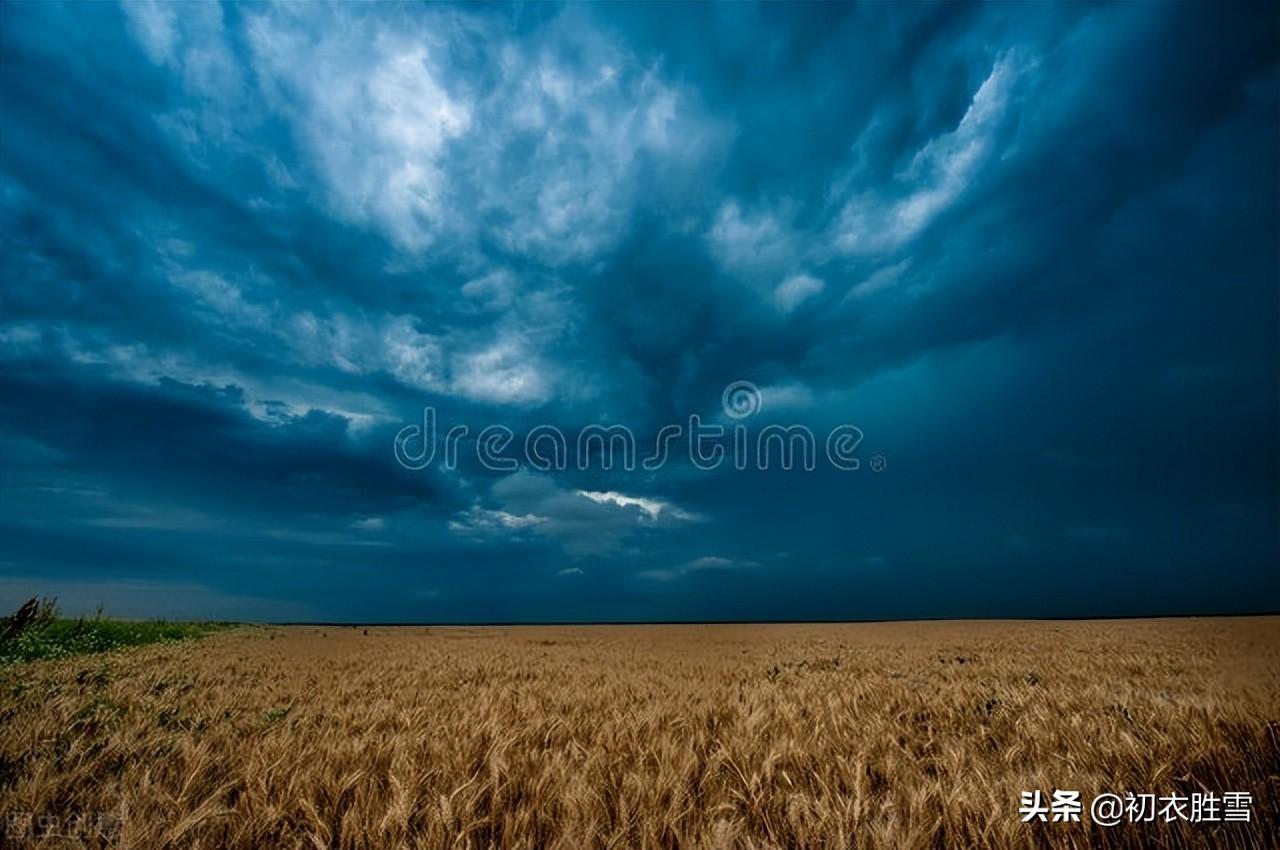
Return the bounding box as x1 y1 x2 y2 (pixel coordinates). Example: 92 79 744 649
1 2 1276 621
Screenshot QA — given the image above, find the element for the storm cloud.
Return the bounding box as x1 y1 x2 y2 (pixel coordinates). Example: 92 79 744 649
1 2 1276 621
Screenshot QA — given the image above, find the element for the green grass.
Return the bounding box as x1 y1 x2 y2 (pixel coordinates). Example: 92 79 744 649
0 615 230 665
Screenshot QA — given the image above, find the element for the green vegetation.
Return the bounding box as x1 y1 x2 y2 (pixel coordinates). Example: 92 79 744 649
0 598 230 665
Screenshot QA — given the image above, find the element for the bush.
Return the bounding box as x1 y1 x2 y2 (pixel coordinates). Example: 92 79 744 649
0 598 225 665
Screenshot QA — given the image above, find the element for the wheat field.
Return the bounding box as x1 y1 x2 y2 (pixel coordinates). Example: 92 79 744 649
0 617 1276 849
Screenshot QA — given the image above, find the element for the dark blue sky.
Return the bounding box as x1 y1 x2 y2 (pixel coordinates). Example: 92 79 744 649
1 2 1276 622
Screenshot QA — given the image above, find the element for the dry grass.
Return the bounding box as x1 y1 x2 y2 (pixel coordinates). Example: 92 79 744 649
1 617 1277 849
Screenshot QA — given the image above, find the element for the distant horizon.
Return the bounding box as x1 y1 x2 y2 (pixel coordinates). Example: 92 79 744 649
6 587 1277 628
268 611 1280 628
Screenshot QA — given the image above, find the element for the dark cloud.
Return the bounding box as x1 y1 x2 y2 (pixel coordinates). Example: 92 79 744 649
1 1 1276 621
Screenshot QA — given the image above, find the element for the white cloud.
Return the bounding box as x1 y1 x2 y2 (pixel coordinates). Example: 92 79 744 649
450 339 551 406
124 2 241 99
845 259 912 301
123 0 178 65
687 556 737 570
450 472 699 554
576 490 699 521
757 383 814 410
471 52 695 264
774 273 825 312
238 7 709 263
461 269 517 310
449 507 548 537
708 201 796 277
169 269 273 329
165 262 557 406
247 12 470 251
14 322 391 431
834 55 1019 256
82 504 218 533
383 319 446 391
286 311 447 393
640 555 759 581
118 0 727 304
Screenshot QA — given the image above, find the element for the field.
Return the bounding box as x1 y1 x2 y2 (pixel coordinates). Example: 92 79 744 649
0 617 1276 849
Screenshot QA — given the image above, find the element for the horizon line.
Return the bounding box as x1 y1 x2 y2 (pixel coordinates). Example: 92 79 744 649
263 611 1280 628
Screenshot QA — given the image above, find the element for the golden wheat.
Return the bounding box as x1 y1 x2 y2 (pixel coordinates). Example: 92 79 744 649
1 618 1277 849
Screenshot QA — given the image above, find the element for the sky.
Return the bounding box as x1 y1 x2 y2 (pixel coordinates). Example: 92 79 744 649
1 1 1277 623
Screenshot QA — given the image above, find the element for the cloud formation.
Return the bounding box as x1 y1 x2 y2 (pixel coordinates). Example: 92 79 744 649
0 2 1276 621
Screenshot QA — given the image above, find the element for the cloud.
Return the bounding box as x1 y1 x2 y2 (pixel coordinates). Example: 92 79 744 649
845 260 912 301
450 339 552 406
774 273 825 312
687 555 752 570
122 0 241 97
833 54 1020 256
449 507 547 537
639 555 760 582
708 201 797 278
121 0 177 65
247 10 470 251
576 490 699 521
469 33 709 264
757 383 814 411
80 504 220 533
450 472 700 555
240 4 714 263
0 2 1275 621
461 270 517 311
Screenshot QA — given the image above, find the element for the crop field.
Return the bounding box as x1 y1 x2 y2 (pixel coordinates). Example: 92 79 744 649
0 617 1276 849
